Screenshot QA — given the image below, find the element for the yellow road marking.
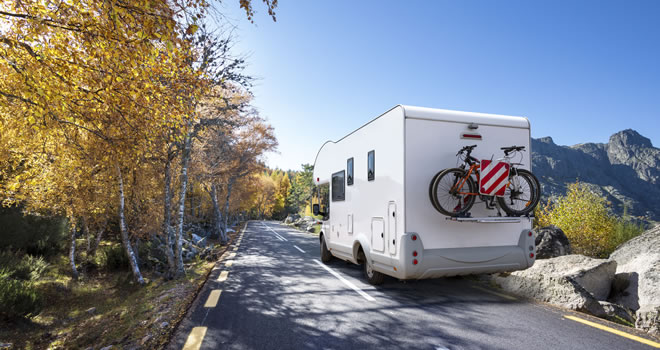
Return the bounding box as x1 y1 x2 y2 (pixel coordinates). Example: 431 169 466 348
182 326 207 350
217 270 229 282
204 289 222 308
225 260 233 267
228 253 236 259
564 315 660 348
471 285 517 301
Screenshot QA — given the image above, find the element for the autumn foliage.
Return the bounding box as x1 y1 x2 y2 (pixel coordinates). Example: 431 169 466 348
0 0 279 284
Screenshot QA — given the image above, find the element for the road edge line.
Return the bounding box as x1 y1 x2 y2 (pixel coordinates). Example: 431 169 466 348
564 315 660 348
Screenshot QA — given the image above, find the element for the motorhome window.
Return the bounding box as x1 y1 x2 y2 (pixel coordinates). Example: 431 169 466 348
347 158 354 186
367 150 375 181
331 171 345 201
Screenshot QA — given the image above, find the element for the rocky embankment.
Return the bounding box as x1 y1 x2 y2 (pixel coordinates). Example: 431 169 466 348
490 225 660 335
283 214 318 233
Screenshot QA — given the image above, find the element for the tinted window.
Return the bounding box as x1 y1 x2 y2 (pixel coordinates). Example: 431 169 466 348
331 170 345 201
347 158 354 186
367 150 375 181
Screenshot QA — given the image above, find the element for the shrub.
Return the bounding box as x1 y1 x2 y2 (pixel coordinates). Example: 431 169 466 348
0 206 68 256
0 251 49 281
536 182 617 258
0 269 42 318
611 218 646 249
100 244 129 271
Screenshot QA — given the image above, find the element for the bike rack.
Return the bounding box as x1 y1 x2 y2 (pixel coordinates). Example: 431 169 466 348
445 216 533 224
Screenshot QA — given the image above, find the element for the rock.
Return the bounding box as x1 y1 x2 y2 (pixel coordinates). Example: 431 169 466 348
192 233 206 247
534 225 571 259
599 301 635 324
307 225 316 233
636 306 660 335
100 346 113 350
0 344 12 350
86 307 97 315
160 321 170 329
140 334 153 346
609 225 660 334
491 255 617 317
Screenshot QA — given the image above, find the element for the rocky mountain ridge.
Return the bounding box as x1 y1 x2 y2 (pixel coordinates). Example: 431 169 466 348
532 129 660 220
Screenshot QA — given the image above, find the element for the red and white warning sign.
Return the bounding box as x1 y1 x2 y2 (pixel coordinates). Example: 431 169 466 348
479 160 510 196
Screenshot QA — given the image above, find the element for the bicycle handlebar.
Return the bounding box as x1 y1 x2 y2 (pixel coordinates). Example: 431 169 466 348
457 144 477 156
501 145 526 155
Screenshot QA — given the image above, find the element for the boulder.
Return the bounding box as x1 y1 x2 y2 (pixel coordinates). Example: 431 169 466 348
306 225 316 233
491 255 617 317
608 225 660 334
599 301 635 324
191 233 206 247
534 225 571 259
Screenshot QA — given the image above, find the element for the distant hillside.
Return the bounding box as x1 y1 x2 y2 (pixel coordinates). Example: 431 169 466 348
532 129 660 221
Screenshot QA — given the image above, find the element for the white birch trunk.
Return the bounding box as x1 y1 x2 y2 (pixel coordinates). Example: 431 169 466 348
174 133 192 276
69 220 79 280
163 157 176 277
210 184 224 241
117 165 145 285
222 178 236 244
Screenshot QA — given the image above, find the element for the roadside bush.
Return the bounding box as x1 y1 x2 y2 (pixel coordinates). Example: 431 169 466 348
0 251 49 281
536 182 617 258
100 244 129 271
611 218 646 249
0 206 68 256
0 269 42 318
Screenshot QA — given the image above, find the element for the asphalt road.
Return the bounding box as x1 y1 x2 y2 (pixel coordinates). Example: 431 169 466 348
170 221 660 350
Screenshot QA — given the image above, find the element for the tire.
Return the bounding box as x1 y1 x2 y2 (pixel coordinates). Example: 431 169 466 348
359 250 385 285
429 168 477 217
320 235 333 263
497 169 541 216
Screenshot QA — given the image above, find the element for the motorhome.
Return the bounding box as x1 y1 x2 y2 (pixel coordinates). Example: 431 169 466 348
312 105 536 284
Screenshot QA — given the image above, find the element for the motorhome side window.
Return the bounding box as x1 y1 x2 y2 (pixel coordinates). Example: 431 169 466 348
367 150 375 181
331 170 345 201
347 158 354 186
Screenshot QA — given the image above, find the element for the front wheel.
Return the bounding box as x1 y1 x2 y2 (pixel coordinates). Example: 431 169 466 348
429 168 477 217
497 169 541 216
320 235 333 263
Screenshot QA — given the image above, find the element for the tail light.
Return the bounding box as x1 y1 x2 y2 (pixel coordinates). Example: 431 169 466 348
413 259 418 265
529 253 535 259
411 234 417 241
412 251 418 257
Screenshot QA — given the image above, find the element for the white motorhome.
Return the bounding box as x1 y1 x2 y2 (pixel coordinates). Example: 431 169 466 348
312 105 536 284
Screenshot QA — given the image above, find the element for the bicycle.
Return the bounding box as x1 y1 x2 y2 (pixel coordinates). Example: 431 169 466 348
428 145 541 217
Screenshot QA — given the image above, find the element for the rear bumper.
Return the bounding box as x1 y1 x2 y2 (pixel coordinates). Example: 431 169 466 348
394 229 536 280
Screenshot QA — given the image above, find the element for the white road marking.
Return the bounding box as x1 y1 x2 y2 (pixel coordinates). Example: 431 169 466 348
313 259 375 302
262 223 288 241
293 245 306 253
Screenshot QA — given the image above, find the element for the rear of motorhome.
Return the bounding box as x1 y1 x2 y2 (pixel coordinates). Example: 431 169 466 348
312 105 536 284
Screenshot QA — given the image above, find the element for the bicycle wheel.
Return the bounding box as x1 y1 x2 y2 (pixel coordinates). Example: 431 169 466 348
497 169 540 216
429 168 477 217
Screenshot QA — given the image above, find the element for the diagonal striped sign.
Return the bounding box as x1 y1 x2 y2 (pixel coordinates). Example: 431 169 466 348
479 160 510 197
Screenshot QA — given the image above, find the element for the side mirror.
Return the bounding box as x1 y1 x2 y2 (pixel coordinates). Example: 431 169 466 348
313 204 320 216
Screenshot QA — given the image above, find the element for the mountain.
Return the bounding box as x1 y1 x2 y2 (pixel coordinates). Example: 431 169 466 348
532 129 660 220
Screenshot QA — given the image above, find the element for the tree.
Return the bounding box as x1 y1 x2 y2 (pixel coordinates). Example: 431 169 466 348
536 182 617 258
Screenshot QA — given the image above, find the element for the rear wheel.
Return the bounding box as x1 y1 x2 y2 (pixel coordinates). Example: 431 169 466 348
359 250 384 285
429 168 477 217
497 169 540 216
320 235 333 263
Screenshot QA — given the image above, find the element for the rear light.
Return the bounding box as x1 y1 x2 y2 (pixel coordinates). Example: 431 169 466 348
411 234 417 241
412 251 418 257
530 253 535 259
528 231 533 237
461 133 482 140
413 259 418 265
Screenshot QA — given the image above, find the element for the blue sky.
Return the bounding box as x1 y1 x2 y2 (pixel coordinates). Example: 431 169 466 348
219 1 660 171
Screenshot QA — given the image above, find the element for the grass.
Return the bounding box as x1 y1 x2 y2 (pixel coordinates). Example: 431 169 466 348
0 227 241 350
